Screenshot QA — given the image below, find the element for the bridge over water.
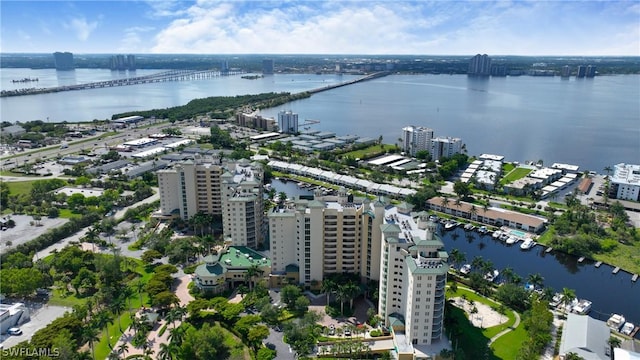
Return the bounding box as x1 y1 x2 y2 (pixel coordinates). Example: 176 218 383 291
0 69 243 97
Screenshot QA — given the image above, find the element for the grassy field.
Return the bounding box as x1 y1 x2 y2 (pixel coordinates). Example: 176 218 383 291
341 144 396 160
5 180 34 196
58 209 82 219
500 167 532 185
446 286 525 360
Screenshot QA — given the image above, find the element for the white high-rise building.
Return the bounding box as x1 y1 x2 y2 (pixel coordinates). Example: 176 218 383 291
402 126 434 157
611 163 640 201
430 136 463 160
378 209 448 348
278 110 299 134
157 156 264 247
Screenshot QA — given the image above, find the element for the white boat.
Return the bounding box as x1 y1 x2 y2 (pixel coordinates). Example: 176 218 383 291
506 236 519 245
572 299 592 315
484 269 499 282
621 322 635 336
460 264 471 275
549 293 564 308
477 226 488 234
607 314 626 331
520 238 536 250
492 230 503 239
464 223 474 231
444 221 456 230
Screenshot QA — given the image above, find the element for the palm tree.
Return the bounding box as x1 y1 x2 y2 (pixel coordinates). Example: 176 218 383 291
321 278 336 304
81 326 100 360
166 305 187 330
440 196 449 209
561 287 576 313
158 343 179 360
501 267 515 284
244 264 264 291
603 166 613 178
343 282 360 311
93 310 113 349
110 294 127 332
117 343 129 359
608 336 622 360
135 279 145 308
470 205 478 219
335 285 350 315
168 325 186 347
565 352 585 360
471 256 484 273
527 273 545 290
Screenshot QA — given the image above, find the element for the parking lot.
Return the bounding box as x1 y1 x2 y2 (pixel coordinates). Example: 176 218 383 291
0 301 70 349
0 215 68 255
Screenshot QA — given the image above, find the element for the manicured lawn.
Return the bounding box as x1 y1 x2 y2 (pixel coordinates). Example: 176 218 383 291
341 144 397 160
221 323 251 360
58 209 82 219
500 167 532 185
6 180 34 196
446 286 526 360
94 310 134 360
490 320 528 359
48 291 89 307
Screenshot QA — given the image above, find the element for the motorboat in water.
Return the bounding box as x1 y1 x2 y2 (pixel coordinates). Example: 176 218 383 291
572 299 592 315
549 293 564 308
460 264 471 275
477 226 488 234
484 269 499 282
464 223 474 231
506 236 519 245
621 322 635 336
492 230 503 239
520 238 536 250
444 221 457 230
607 314 626 331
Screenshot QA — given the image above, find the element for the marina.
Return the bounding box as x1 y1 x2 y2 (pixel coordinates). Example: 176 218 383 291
439 226 640 336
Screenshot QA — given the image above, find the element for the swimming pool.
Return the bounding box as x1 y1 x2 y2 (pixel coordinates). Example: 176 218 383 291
510 229 526 237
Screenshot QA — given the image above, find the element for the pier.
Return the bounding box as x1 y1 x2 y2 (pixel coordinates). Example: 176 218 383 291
632 274 638 282
545 247 553 253
613 267 620 274
1 69 242 97
595 261 602 268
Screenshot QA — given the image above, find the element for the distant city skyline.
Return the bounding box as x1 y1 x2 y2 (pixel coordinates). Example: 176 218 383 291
1 1 639 56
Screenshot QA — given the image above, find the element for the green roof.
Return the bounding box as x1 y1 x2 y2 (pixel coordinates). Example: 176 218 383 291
195 262 225 277
219 246 271 268
405 256 449 275
380 223 401 234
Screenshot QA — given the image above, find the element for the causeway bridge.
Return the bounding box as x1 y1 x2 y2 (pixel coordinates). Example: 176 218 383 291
1 70 243 97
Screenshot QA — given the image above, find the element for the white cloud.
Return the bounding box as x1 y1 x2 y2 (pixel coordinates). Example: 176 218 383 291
64 16 98 41
118 26 156 52
146 1 640 55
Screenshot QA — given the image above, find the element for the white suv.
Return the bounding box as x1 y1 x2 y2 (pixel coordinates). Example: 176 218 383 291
8 327 22 336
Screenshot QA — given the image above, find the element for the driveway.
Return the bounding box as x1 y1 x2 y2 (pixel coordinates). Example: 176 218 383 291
0 303 70 349
265 324 294 360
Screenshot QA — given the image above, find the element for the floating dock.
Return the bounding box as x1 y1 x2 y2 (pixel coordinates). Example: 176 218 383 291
632 274 638 282
578 257 585 263
545 247 553 253
595 261 602 268
612 267 620 274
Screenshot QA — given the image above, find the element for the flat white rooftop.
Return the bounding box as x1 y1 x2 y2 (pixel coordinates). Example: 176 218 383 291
369 155 404 166
123 137 156 147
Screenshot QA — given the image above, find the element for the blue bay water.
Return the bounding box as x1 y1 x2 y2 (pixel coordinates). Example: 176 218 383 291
1 69 639 171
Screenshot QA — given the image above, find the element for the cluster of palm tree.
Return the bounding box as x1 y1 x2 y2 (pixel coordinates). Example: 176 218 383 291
244 264 265 291
321 273 361 316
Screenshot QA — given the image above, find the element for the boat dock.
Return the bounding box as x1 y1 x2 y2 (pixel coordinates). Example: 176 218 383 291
632 274 638 282
545 247 553 253
595 261 602 268
612 267 620 274
578 257 585 263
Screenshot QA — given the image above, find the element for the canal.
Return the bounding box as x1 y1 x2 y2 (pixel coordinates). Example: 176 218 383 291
270 179 640 335
440 226 640 333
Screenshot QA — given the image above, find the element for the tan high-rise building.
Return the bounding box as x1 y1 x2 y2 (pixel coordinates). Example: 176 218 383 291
158 156 264 247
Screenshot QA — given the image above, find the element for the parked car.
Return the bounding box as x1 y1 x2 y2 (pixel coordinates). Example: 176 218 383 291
8 327 22 336
344 328 351 336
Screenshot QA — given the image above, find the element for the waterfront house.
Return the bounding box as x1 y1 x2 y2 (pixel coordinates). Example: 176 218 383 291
559 313 610 360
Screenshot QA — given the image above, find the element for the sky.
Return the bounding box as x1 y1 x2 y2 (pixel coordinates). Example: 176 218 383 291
1 1 639 56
